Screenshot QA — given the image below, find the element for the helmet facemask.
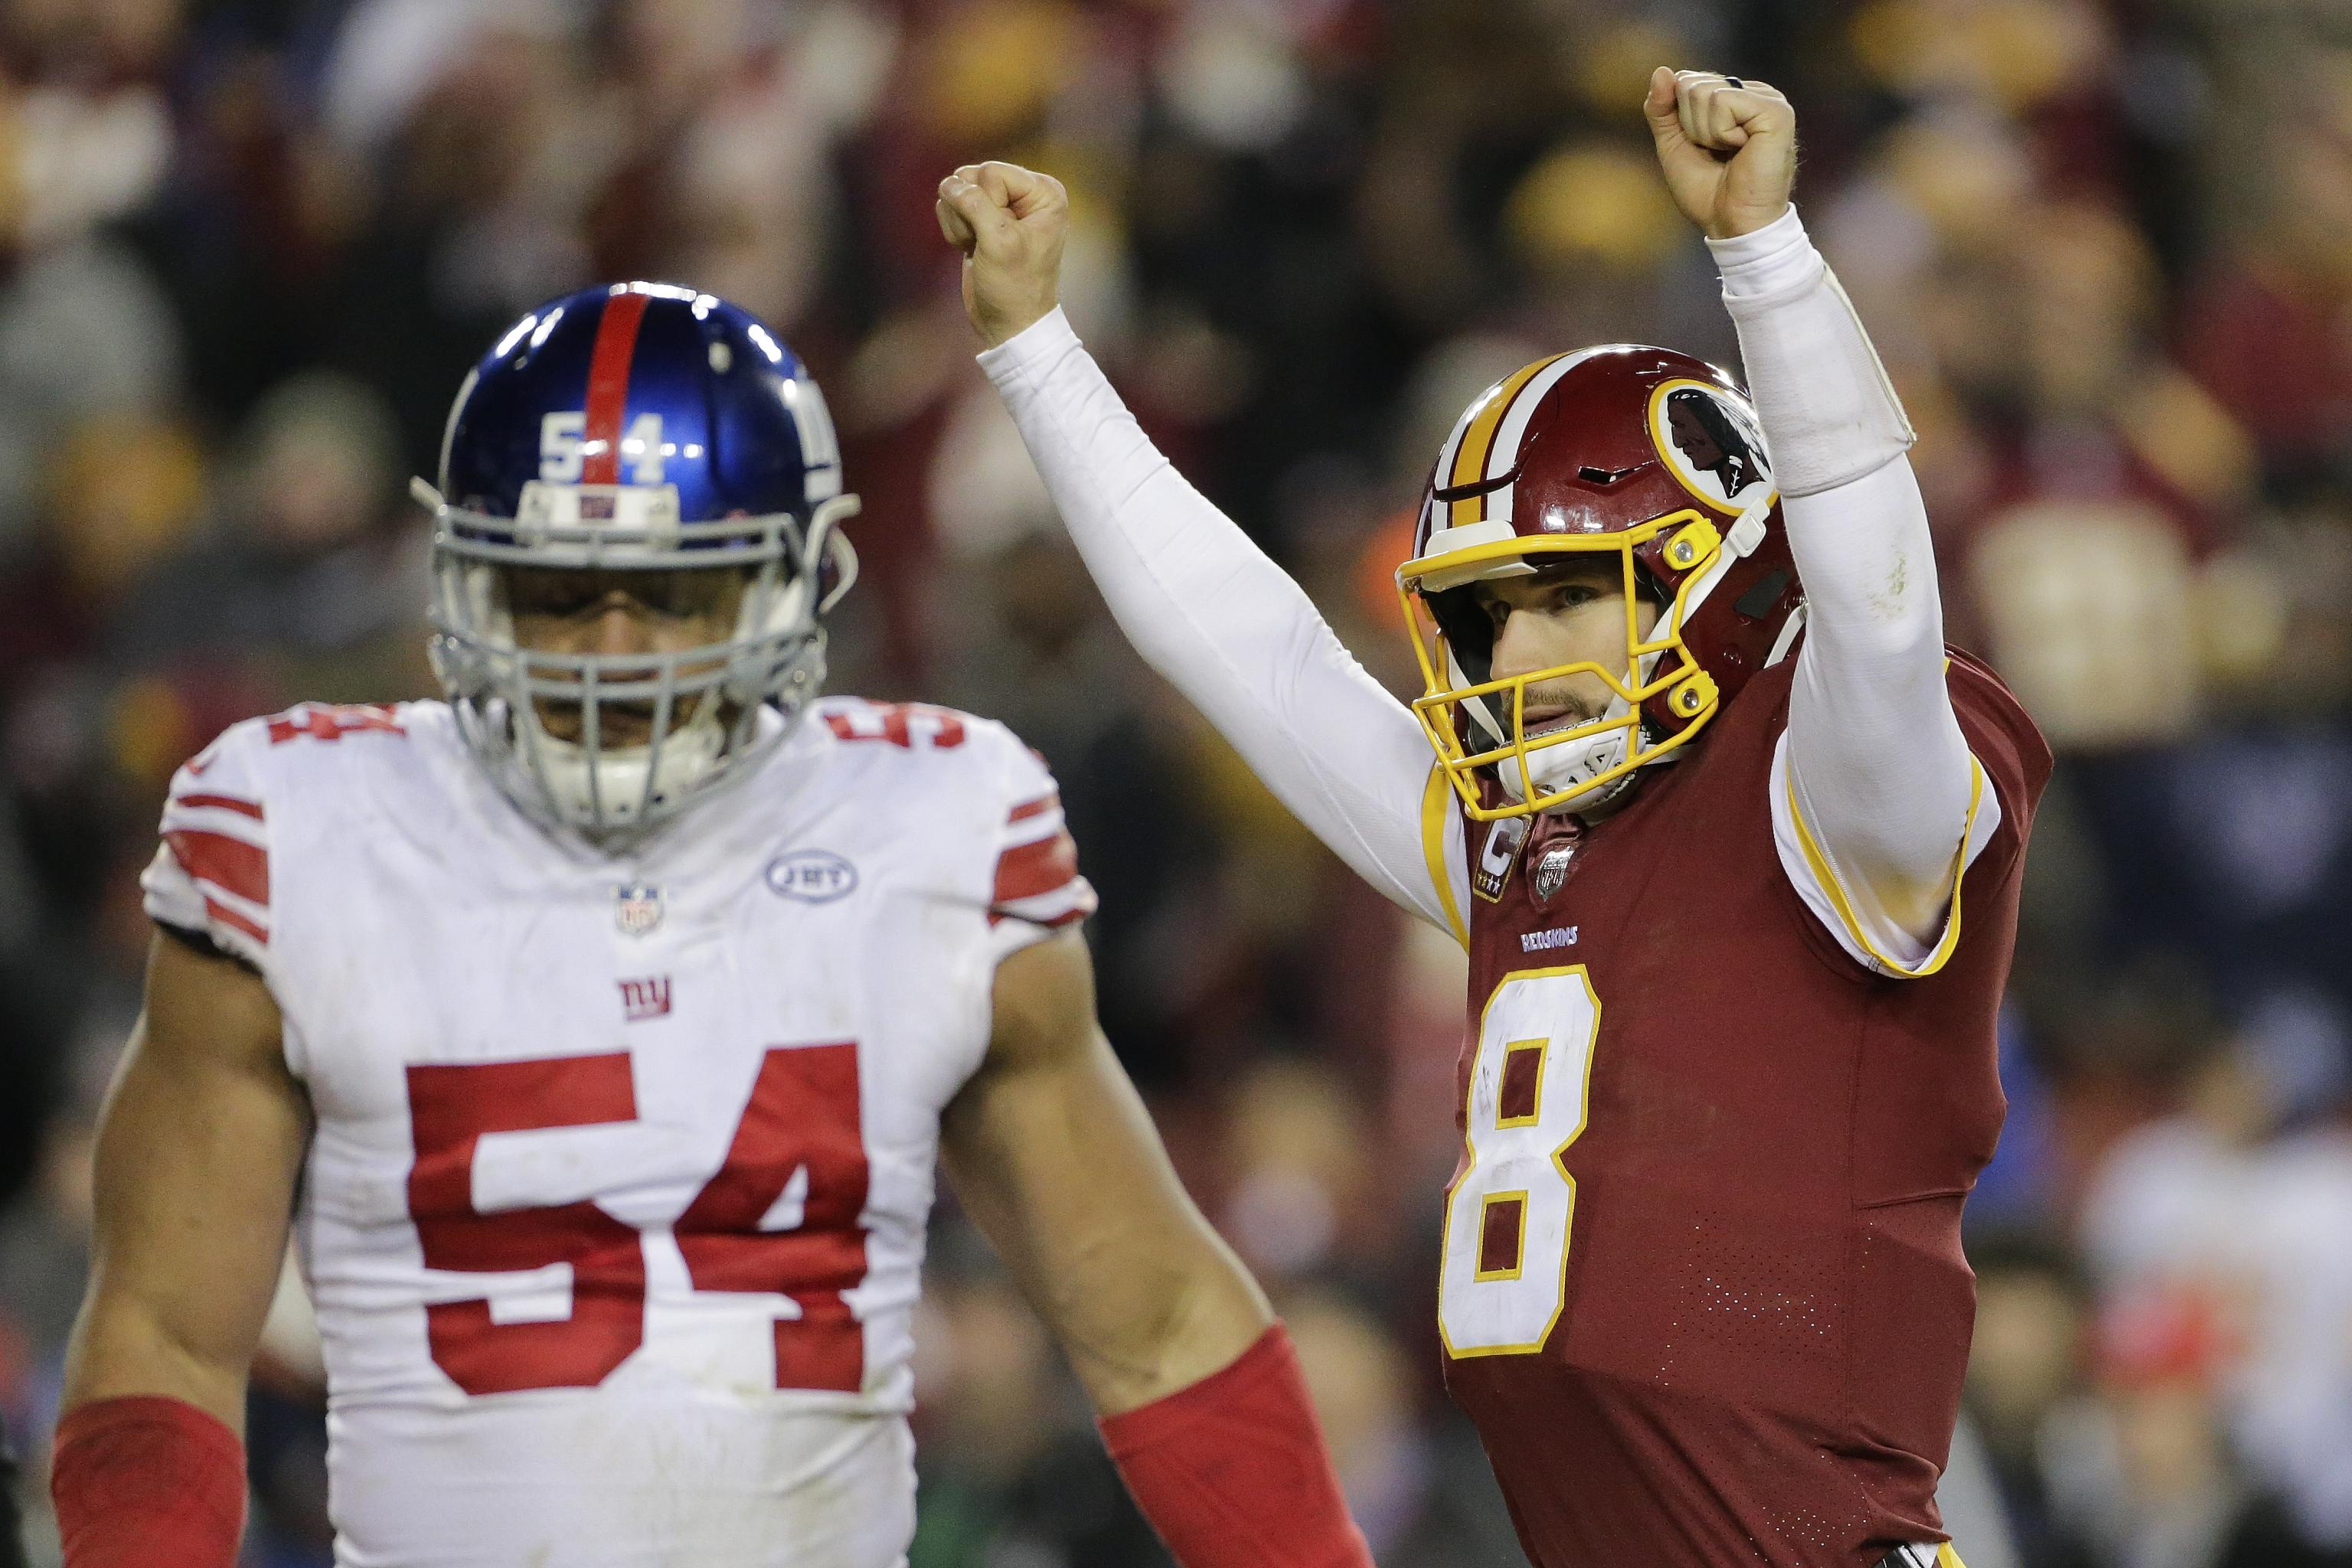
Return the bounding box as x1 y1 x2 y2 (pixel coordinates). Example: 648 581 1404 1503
420 477 861 844
1400 508 1751 822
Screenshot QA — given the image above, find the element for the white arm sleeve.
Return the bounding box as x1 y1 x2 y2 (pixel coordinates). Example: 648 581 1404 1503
980 310 1471 941
1710 209 2002 975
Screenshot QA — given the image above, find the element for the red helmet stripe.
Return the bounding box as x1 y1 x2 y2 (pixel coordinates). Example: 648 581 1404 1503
581 289 653 485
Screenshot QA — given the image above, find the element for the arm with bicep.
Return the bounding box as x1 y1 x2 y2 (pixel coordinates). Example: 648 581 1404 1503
943 931 1269 1410
53 930 310 1567
942 933 1370 1568
1779 462 1991 961
941 162 1466 939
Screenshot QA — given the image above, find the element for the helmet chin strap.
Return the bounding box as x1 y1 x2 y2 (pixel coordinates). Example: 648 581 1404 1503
1500 717 1641 817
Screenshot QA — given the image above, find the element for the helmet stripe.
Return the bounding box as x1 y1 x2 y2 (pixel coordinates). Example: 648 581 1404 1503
581 288 654 485
1471 348 1604 528
1446 354 1566 527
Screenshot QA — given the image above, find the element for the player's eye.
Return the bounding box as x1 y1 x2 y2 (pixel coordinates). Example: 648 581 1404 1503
637 567 747 625
626 571 710 620
504 570 615 620
501 568 744 625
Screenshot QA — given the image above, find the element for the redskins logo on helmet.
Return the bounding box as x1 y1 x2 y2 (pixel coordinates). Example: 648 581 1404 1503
1396 346 1805 821
1654 380 1772 511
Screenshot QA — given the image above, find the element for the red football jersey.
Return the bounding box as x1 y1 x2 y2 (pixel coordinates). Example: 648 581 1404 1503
1436 650 2049 1567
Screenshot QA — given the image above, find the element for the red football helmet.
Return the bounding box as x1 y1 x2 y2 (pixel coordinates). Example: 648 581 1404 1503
1397 345 1805 820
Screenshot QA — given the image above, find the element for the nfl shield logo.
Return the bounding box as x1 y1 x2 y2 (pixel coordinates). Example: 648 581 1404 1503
613 880 665 936
1532 844 1577 903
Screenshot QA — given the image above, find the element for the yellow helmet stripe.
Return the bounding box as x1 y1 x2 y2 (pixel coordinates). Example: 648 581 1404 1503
1446 354 1567 527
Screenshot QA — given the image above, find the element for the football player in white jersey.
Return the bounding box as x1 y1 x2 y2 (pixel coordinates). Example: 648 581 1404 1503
51 285 1374 1568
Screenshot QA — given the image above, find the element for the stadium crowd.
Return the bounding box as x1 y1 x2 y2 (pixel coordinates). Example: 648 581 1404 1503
0 1 2347 1565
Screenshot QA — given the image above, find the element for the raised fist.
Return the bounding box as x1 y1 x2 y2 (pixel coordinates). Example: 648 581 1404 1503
936 161 1068 349
1642 67 1796 240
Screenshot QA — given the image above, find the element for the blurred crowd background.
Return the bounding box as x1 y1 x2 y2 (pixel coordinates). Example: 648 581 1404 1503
0 0 2348 1565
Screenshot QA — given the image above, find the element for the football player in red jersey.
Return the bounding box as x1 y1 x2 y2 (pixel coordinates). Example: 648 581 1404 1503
942 68 2049 1568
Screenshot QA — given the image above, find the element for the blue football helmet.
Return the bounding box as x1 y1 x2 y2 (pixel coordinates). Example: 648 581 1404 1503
415 281 860 839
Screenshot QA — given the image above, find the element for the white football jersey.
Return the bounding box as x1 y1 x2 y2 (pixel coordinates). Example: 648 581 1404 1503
141 697 1095 1568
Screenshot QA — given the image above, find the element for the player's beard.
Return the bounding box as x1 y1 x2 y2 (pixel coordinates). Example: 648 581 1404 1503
518 689 733 837
1514 681 1601 736
528 645 738 749
534 691 721 750
1489 671 1651 817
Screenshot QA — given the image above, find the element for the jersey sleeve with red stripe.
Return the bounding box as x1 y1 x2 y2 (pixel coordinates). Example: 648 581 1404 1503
141 720 275 969
983 738 1097 962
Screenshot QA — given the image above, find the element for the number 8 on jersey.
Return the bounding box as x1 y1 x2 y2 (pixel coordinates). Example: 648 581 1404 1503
1439 967 1599 1357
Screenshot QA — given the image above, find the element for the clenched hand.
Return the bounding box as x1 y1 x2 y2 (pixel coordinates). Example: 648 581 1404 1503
1643 67 1797 240
937 161 1068 349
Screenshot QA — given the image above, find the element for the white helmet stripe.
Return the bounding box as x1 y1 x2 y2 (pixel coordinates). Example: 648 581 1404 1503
1426 385 1491 510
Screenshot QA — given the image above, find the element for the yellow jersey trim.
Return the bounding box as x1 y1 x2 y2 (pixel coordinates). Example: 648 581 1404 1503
1494 1038 1547 1129
1422 763 1468 949
1471 1191 1530 1281
1785 754 1987 979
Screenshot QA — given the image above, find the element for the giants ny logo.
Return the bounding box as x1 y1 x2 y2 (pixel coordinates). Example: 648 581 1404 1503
619 975 672 1023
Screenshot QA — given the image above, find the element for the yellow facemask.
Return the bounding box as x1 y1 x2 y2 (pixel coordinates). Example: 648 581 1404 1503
1397 510 1737 822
